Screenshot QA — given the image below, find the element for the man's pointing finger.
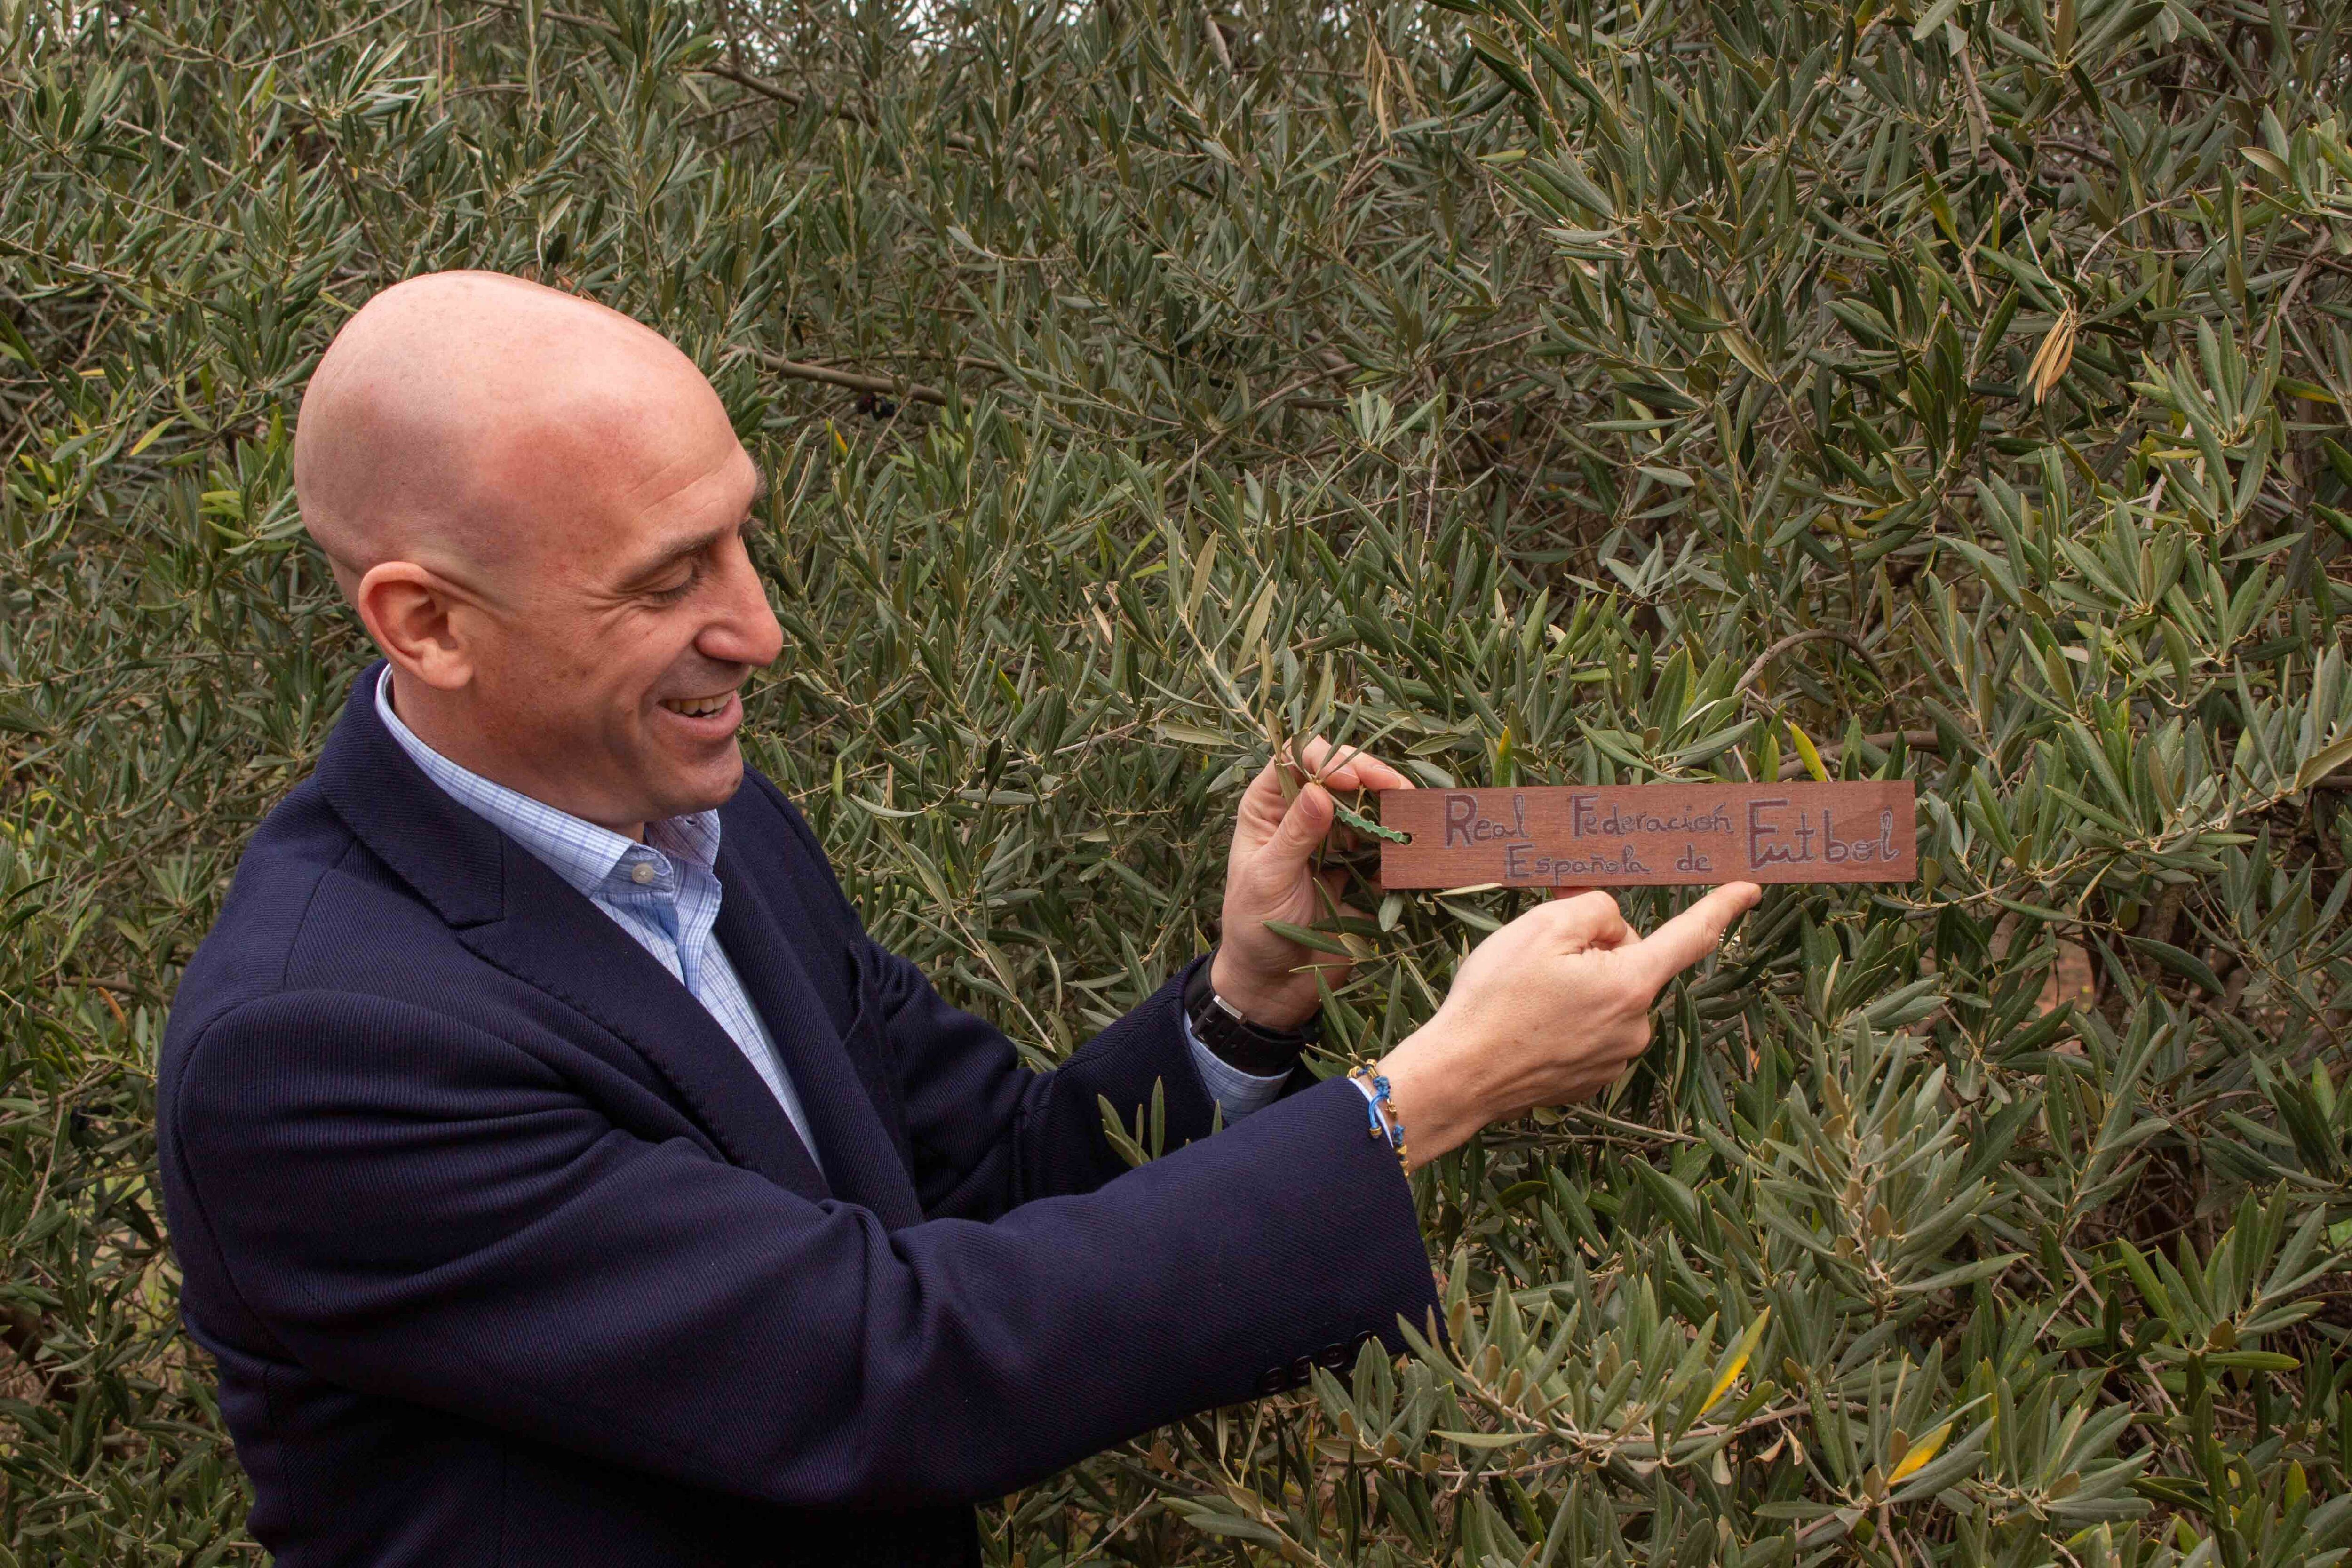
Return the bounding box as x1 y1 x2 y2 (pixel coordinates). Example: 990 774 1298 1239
1629 882 1762 994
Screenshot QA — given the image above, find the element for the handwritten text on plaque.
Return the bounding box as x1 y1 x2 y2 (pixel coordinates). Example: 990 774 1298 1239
1374 781 1917 889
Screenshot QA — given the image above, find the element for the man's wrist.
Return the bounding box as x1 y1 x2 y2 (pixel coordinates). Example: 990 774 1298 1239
1373 1027 1482 1174
1187 950 1318 1076
1207 946 1319 1032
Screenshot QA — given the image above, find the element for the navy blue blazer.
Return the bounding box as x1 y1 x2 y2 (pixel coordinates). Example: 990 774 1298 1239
157 664 1439 1567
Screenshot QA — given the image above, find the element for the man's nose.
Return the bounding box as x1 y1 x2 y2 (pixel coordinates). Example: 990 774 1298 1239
700 541 784 669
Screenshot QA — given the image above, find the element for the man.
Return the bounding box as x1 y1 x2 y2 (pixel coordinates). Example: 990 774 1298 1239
156 271 1758 1566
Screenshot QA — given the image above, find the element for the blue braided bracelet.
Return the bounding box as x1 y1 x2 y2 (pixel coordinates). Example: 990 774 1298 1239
1349 1067 1409 1172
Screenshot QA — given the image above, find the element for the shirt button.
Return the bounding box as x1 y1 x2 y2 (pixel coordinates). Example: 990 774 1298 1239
630 861 656 885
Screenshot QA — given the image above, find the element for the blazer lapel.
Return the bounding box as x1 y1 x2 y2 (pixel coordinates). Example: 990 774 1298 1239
458 845 830 1194
314 662 829 1195
713 853 924 1229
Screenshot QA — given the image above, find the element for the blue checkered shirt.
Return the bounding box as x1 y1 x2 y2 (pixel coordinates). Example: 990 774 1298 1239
375 669 825 1166
374 671 1288 1171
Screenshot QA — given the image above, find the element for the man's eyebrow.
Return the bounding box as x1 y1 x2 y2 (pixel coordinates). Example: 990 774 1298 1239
620 470 771 586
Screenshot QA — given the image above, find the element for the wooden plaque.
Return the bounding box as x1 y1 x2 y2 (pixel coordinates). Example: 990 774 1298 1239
1375 781 1916 889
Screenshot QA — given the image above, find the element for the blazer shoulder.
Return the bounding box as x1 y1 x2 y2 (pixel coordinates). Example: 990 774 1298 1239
733 770 841 883
730 768 870 938
165 778 454 1058
736 767 822 848
168 781 349 1030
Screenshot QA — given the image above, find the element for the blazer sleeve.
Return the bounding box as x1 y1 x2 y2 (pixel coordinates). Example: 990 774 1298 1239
165 991 1438 1511
752 773 1266 1221
861 939 1232 1220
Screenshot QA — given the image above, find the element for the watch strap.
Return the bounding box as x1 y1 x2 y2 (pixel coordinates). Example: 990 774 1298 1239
1184 953 1319 1077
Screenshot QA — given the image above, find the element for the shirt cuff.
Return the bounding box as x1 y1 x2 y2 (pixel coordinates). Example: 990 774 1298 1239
1182 1009 1293 1123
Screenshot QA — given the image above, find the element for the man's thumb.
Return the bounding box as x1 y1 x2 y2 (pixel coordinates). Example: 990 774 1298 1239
1271 782 1333 860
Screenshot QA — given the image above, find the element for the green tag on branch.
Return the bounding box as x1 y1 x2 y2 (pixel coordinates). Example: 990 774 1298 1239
1333 800 1410 844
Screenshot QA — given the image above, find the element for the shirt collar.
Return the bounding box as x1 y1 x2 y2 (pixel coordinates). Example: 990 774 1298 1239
373 666 723 900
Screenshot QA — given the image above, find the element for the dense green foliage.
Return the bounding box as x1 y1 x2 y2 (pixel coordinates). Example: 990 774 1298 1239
9 0 2352 1560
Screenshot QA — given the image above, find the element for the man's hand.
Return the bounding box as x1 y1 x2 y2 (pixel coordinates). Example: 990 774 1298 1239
1211 738 1414 1031
1375 883 1762 1169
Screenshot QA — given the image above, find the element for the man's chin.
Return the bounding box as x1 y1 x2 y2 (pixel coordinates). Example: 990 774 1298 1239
652 746 746 820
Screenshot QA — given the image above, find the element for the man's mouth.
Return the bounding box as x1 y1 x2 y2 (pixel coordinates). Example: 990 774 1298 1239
659 692 736 719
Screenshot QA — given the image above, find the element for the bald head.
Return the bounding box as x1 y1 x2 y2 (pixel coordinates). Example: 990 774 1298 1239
298 270 781 837
294 271 731 594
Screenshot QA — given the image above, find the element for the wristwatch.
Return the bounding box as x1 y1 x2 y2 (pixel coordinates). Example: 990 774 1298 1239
1184 950 1320 1076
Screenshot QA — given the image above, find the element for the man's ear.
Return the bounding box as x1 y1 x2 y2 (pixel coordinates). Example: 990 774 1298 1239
356 561 477 692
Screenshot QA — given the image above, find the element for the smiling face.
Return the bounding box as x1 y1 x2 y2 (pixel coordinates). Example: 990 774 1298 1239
295 272 787 837
459 382 784 830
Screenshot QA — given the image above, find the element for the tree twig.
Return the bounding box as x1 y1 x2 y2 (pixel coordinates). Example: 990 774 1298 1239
1776 729 1942 780
754 351 948 407
1736 627 1891 703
